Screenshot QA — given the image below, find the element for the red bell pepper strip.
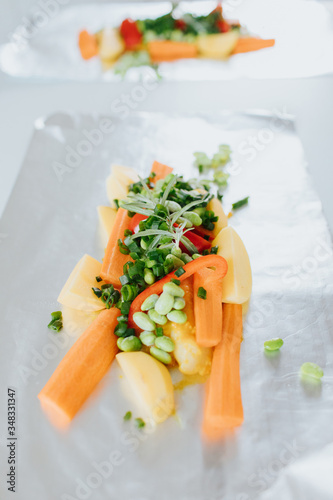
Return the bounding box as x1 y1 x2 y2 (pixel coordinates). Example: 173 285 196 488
128 255 228 328
192 226 215 242
217 20 230 33
175 19 187 31
120 19 142 49
180 230 211 254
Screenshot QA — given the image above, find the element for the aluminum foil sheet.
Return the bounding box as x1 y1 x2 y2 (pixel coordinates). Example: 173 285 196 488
1 0 333 81
0 111 333 500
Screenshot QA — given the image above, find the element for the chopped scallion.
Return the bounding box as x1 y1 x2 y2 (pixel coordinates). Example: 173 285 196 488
156 327 164 337
135 417 145 429
175 267 185 277
48 311 63 332
232 197 249 210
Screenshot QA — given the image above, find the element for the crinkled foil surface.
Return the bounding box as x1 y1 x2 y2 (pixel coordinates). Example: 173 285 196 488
0 111 333 500
1 0 333 80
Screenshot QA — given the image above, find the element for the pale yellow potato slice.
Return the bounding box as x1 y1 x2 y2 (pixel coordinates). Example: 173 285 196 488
57 254 106 312
116 352 175 423
213 226 252 304
207 197 228 235
106 173 128 207
106 165 139 207
97 206 117 247
197 31 239 59
111 164 139 185
99 28 124 62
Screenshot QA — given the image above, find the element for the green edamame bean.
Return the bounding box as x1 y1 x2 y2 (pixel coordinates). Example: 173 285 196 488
155 335 175 353
148 309 167 325
192 253 201 259
117 337 124 350
144 268 155 285
176 217 193 228
181 253 192 264
165 200 181 212
146 259 157 269
150 346 172 365
300 362 324 380
193 207 205 217
119 336 142 352
141 294 159 311
163 282 185 298
133 312 156 331
140 239 149 250
155 292 174 315
264 338 284 351
171 246 182 258
167 310 187 324
183 211 202 226
165 254 185 269
173 297 186 310
140 331 156 347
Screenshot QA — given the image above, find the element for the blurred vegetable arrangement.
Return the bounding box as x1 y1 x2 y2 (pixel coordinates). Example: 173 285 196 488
78 3 275 75
38 153 253 441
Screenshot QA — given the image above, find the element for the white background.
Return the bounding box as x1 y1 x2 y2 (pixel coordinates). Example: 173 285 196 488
0 0 333 233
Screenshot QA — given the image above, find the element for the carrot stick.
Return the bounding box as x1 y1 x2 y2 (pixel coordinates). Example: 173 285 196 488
150 160 173 182
232 37 275 55
202 303 243 440
78 30 99 60
38 308 120 427
129 255 228 329
147 40 198 63
100 207 132 285
193 267 223 347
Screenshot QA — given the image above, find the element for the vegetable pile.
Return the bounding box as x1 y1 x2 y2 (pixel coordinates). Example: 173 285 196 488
39 157 254 440
78 3 275 75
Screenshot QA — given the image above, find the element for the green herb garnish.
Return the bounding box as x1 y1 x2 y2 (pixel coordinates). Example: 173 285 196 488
135 417 145 429
232 197 249 211
156 327 164 337
92 284 120 309
171 278 181 286
175 267 185 277
124 411 132 421
48 311 63 332
193 144 231 194
197 287 207 300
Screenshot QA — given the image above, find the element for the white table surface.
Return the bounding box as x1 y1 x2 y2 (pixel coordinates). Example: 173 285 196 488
1 73 333 233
